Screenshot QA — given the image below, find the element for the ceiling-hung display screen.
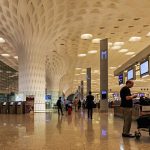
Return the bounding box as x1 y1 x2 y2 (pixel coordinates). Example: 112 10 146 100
118 74 123 85
127 69 133 80
140 60 149 76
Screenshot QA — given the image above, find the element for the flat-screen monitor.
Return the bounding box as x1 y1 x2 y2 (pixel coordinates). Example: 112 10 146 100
118 74 123 85
45 95 51 100
127 69 134 80
101 90 107 99
140 60 149 76
139 93 145 97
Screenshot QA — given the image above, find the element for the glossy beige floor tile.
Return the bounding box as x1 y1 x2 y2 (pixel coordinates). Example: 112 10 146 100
0 109 149 150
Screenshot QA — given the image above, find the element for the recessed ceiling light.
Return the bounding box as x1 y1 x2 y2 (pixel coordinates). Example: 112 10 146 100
100 27 104 29
125 52 135 55
131 55 135 57
129 36 141 42
119 49 128 53
81 72 86 75
143 25 149 27
78 53 86 57
81 34 93 40
0 37 5 43
134 18 141 21
88 50 97 54
92 70 99 74
146 32 150 37
111 45 121 50
75 74 80 76
14 56 18 59
1 53 10 57
75 68 81 70
114 42 124 46
92 38 101 44
110 67 117 69
128 25 134 28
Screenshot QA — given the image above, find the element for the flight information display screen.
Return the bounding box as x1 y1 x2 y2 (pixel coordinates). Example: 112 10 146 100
118 74 123 85
127 69 133 80
140 61 149 76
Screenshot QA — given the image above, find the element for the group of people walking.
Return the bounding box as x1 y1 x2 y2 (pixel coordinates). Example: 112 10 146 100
56 91 94 119
56 79 140 138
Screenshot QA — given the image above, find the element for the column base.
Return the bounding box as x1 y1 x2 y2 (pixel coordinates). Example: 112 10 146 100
34 102 46 113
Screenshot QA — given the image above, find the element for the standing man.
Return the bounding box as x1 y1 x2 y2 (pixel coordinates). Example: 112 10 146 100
120 80 137 138
86 91 94 119
57 97 64 115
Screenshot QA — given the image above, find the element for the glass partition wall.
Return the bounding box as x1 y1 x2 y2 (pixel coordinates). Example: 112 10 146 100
0 60 18 101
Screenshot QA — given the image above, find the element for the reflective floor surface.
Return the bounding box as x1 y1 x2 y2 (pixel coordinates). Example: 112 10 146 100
0 109 149 150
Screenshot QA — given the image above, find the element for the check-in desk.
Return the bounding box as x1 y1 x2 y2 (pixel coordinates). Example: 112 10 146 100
114 105 140 120
9 102 17 114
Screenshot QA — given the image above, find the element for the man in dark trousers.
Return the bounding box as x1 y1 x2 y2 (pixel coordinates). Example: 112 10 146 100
86 91 94 119
120 80 137 138
57 97 63 115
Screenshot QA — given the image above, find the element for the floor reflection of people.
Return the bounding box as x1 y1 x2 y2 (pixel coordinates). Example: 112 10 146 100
85 120 94 144
122 138 132 150
67 115 72 125
56 115 62 134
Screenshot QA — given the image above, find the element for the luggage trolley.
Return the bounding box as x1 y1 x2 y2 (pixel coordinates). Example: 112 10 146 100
135 105 150 139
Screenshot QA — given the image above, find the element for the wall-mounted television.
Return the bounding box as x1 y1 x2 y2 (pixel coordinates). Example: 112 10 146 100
140 60 149 77
127 69 134 80
118 74 123 85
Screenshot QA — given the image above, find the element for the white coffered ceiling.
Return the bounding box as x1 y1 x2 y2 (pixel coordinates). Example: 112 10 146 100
1 0 150 95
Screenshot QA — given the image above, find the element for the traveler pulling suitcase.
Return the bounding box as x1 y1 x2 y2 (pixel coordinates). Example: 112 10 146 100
135 105 150 139
68 104 72 115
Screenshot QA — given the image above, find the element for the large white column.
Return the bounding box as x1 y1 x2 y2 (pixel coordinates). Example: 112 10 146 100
18 47 46 112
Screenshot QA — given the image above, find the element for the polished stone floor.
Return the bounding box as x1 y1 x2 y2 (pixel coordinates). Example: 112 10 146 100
0 109 149 150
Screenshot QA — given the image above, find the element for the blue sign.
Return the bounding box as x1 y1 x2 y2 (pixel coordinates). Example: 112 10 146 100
101 50 107 60
45 95 51 100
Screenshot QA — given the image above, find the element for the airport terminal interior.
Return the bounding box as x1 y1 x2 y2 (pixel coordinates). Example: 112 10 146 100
0 0 150 149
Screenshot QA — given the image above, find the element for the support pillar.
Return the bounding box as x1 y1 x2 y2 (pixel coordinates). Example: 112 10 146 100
81 80 84 101
100 38 108 112
18 48 46 112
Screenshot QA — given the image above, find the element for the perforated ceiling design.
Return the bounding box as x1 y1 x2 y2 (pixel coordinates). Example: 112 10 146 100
1 0 150 95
